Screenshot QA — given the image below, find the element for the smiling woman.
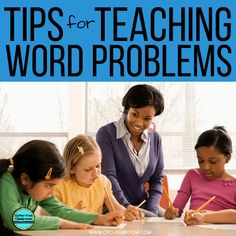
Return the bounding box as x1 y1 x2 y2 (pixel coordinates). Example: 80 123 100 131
86 82 236 171
127 106 156 154
96 84 165 217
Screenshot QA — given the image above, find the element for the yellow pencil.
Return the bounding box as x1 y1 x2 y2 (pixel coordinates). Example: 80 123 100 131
195 196 216 212
137 200 146 208
104 187 120 224
161 179 173 206
185 196 216 223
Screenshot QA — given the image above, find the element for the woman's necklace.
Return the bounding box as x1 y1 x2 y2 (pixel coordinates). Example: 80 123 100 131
130 136 143 154
124 118 143 154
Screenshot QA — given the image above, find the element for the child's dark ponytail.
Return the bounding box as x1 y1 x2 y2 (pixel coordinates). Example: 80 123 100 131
1 140 66 182
195 125 232 155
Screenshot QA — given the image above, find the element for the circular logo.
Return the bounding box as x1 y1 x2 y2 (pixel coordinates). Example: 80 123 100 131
12 208 35 230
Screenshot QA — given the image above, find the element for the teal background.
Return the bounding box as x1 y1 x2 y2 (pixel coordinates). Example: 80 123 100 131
12 208 35 230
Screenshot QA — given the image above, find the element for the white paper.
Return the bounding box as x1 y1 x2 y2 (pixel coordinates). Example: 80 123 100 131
147 217 184 224
197 224 236 230
93 223 127 229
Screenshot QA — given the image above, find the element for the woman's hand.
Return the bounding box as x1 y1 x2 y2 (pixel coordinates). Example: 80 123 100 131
59 219 93 229
124 205 144 221
164 205 179 219
93 211 124 226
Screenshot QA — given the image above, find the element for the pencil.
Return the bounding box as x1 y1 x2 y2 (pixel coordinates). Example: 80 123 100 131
185 196 216 223
104 187 120 224
137 200 146 208
161 179 173 206
195 196 216 212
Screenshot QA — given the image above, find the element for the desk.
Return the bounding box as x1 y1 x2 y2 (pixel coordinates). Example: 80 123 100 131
16 218 236 236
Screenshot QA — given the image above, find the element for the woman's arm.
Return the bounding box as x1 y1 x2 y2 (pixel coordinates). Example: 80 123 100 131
146 133 164 213
103 175 141 221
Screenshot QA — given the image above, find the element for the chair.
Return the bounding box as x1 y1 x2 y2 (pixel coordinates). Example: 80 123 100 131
144 175 170 209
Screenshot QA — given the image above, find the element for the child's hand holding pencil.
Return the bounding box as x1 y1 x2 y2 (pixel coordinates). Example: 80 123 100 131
161 179 180 220
104 187 122 224
184 210 205 225
184 196 216 225
93 211 124 226
164 205 179 219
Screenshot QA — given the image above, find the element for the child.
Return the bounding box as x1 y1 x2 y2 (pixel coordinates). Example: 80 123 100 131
54 134 144 221
164 126 236 219
0 140 123 233
184 209 236 225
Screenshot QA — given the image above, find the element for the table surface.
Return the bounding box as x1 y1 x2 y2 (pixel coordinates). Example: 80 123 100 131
15 217 236 236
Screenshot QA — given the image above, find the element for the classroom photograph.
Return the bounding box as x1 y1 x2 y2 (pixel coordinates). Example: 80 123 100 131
0 82 235 236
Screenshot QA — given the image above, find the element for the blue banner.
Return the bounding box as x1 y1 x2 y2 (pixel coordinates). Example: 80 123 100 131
0 0 235 81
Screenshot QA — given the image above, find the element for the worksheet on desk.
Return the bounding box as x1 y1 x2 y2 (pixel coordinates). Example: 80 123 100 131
147 217 184 224
93 223 127 229
197 224 236 230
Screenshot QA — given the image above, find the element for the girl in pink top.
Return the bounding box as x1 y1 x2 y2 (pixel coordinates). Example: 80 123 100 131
164 126 236 220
